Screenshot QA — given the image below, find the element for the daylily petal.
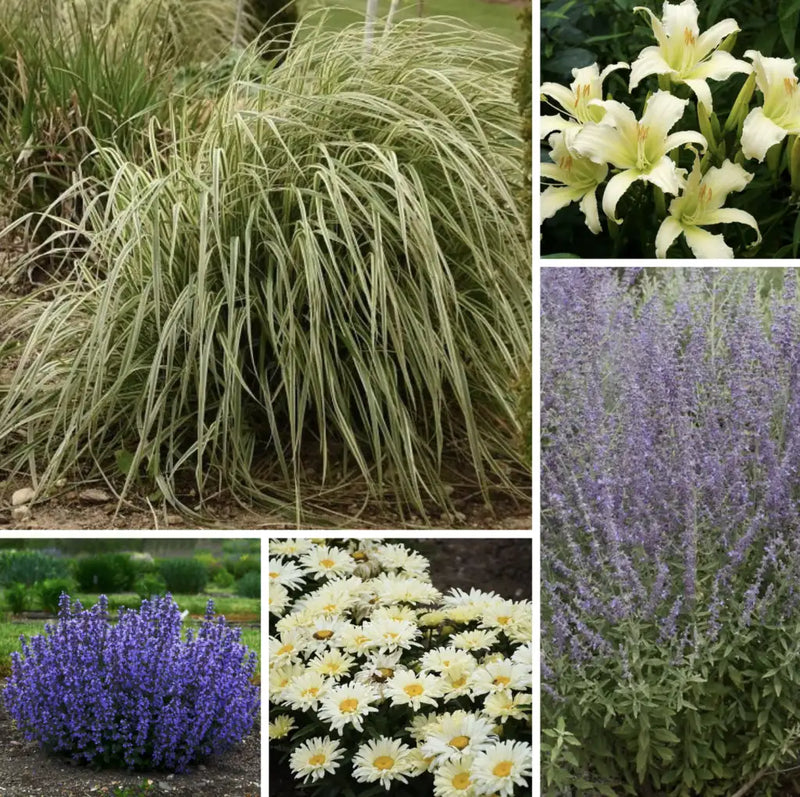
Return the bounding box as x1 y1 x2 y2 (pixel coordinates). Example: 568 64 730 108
541 115 572 139
663 129 707 153
741 107 788 161
655 216 685 258
696 19 740 60
641 155 684 195
745 50 797 93
541 163 566 181
703 207 761 245
588 99 638 130
700 161 753 210
571 119 635 169
662 0 700 41
640 91 690 141
601 170 641 222
688 50 751 82
579 189 602 234
683 78 715 111
541 185 584 222
599 61 630 84
541 82 575 114
682 225 733 258
634 5 668 50
629 47 674 90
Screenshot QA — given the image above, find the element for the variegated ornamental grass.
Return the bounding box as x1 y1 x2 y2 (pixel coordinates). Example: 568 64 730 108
0 18 530 520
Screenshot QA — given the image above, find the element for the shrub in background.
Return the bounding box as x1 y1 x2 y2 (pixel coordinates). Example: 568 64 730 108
224 553 260 580
541 267 800 793
158 559 208 594
5 583 29 615
513 1 531 238
192 551 225 580
0 19 530 519
0 550 69 586
73 553 137 593
234 570 260 599
35 579 75 615
3 594 259 772
135 574 167 601
212 568 235 589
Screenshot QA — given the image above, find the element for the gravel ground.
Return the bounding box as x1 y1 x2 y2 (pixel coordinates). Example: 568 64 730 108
0 696 261 797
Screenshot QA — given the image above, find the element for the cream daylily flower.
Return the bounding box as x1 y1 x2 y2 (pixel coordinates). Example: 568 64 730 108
541 131 608 233
630 0 749 111
741 50 800 162
655 156 760 258
571 91 706 222
541 62 629 139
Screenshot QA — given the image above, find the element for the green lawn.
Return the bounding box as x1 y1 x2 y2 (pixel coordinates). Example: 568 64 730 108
300 0 524 43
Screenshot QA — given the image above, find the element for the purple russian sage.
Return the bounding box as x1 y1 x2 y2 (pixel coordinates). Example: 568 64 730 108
542 268 800 665
3 593 259 772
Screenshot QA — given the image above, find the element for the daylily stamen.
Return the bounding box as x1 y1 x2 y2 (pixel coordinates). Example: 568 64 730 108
785 77 798 96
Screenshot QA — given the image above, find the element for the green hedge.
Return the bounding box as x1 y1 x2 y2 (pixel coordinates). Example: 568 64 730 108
158 558 208 594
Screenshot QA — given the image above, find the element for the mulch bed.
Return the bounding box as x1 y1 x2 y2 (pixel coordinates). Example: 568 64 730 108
0 691 261 797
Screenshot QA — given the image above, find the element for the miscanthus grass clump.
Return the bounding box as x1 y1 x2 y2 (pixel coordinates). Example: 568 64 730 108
541 268 800 795
0 17 530 520
3 593 259 773
269 539 533 796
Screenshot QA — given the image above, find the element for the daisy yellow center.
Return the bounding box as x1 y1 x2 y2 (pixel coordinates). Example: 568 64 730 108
301 687 319 697
320 558 335 568
451 676 467 688
493 676 511 686
404 683 424 697
452 773 471 789
324 604 338 612
309 753 326 766
379 668 394 678
323 664 341 674
497 616 511 625
314 630 334 640
374 756 395 770
385 632 399 639
269 572 279 578
339 698 359 713
277 644 294 655
449 735 470 750
352 552 367 560
493 761 512 778
356 635 369 645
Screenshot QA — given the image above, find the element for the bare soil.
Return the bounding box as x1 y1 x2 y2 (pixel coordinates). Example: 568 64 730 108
0 699 261 797
0 477 531 531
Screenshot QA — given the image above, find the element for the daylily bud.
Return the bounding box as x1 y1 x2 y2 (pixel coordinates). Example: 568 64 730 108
718 31 738 54
698 102 718 152
790 136 800 193
767 140 783 174
724 71 756 135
